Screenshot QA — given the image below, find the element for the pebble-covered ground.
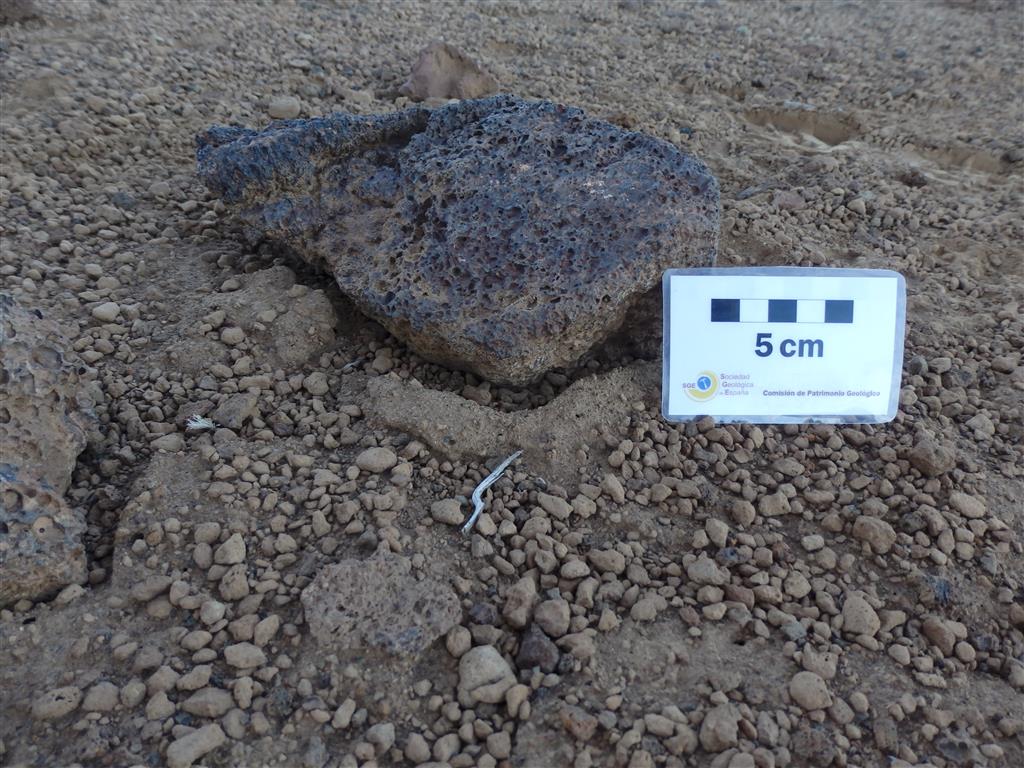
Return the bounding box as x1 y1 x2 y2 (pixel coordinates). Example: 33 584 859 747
1 1 1022 767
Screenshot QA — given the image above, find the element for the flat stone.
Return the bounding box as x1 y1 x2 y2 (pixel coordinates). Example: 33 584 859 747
366 722 395 753
131 575 172 602
151 433 184 452
224 642 267 669
268 96 301 119
430 498 464 525
181 687 233 718
301 547 460 657
197 96 718 385
166 724 226 768
32 686 82 720
949 491 986 519
537 492 573 520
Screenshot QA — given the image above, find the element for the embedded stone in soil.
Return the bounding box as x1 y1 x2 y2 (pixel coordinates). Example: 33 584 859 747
196 94 719 385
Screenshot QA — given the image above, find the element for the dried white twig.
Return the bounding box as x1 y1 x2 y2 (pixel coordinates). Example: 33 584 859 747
185 414 216 432
461 450 523 535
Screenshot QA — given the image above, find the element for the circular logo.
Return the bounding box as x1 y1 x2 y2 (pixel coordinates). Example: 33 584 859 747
686 370 719 402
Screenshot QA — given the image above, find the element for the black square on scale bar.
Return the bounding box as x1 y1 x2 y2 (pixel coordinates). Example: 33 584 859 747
711 298 740 322
768 299 797 322
825 300 854 323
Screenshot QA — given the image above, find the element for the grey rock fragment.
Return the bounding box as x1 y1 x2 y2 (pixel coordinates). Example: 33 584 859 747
301 546 461 657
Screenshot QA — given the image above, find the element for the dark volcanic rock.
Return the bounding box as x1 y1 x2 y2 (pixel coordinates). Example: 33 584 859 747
516 624 561 672
197 95 719 384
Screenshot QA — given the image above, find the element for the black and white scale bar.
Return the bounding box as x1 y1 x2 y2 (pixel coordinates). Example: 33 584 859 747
711 298 854 324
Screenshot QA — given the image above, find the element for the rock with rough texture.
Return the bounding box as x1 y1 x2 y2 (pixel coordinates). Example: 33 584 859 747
842 592 881 637
700 704 739 752
502 575 538 629
399 41 499 101
457 644 516 706
687 555 729 585
0 296 99 607
197 95 718 384
534 598 571 638
909 437 956 476
301 547 461 657
852 515 897 554
31 686 82 720
516 624 560 672
560 705 599 742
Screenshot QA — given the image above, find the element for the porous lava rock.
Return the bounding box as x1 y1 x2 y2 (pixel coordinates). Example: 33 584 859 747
301 546 461 658
0 296 99 607
399 41 499 101
197 95 719 384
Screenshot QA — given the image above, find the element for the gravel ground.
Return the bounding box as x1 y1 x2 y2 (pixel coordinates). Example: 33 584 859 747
1 1 1022 767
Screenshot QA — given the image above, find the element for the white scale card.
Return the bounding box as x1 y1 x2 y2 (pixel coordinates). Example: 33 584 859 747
662 267 906 424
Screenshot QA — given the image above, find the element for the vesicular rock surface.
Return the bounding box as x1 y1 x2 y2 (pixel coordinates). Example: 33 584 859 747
0 295 98 607
197 95 719 384
301 547 461 658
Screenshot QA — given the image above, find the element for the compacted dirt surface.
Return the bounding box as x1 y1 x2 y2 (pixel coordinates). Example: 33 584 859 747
1 1 1022 767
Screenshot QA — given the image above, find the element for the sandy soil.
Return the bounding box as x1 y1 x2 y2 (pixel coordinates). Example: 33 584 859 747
1 1 1022 767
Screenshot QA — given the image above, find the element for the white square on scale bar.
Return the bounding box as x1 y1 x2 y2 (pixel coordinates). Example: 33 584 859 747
739 299 768 322
797 300 826 323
